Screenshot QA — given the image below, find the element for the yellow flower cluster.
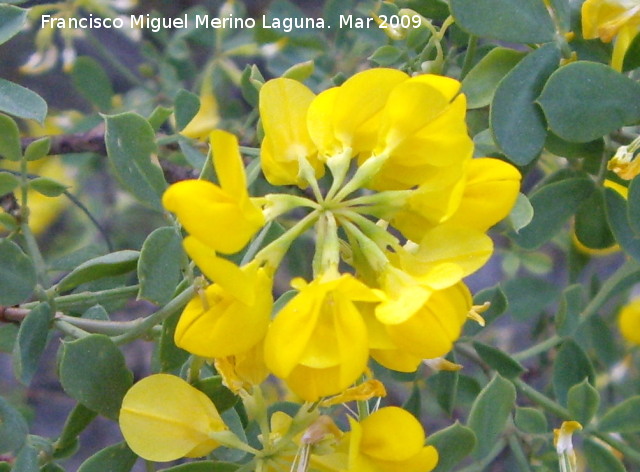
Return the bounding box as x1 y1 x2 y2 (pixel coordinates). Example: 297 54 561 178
119 67 521 466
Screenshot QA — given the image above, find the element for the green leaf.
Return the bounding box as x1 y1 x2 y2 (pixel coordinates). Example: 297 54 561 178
552 339 595 406
567 379 600 426
0 323 18 352
623 32 640 72
512 177 595 249
583 438 626 472
13 442 39 472
598 396 640 433
473 342 526 379
71 57 114 112
0 78 47 123
538 62 640 142
159 310 189 373
450 0 555 43
28 177 68 197
138 227 183 305
402 383 422 419
77 442 137 472
491 44 560 165
369 45 404 66
628 175 640 235
0 5 27 46
0 239 37 305
282 60 315 81
59 334 133 420
40 464 66 472
556 285 585 336
104 112 167 211
514 407 547 434
605 187 640 262
509 193 534 234
56 250 139 293
466 285 507 335
467 375 516 459
0 113 22 160
192 376 238 413
0 171 20 194
575 187 616 251
147 106 173 132
427 422 476 472
24 137 51 162
13 302 54 385
174 89 200 131
54 403 98 458
462 47 525 109
503 276 558 320
0 396 29 453
158 462 239 472
433 352 459 415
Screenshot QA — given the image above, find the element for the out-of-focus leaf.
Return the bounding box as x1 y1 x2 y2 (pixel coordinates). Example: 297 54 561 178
138 227 183 305
0 4 27 45
583 438 626 472
77 442 137 472
598 396 640 433
0 113 21 160
552 339 595 406
0 78 47 123
71 57 114 112
567 379 600 426
467 375 516 459
514 407 547 434
0 396 29 453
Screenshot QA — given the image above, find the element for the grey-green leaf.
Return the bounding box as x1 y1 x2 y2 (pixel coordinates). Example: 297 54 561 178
605 187 640 262
56 250 139 293
0 171 20 194
58 334 133 420
13 442 39 472
514 407 547 434
0 113 22 160
491 44 560 165
552 339 595 406
138 227 183 305
77 442 137 472
104 112 167 211
567 379 600 426
473 342 526 379
158 462 239 472
0 5 27 46
467 375 516 459
450 0 555 43
0 396 29 453
174 89 200 131
28 177 68 197
427 422 476 472
71 57 114 112
598 396 640 433
583 438 626 472
24 137 51 162
538 61 640 142
13 302 54 385
512 177 595 250
462 47 525 109
0 78 47 123
0 239 37 305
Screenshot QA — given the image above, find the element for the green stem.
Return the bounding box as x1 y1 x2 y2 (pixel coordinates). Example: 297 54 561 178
111 286 195 345
513 378 571 420
512 334 562 361
338 217 389 273
27 285 140 311
457 439 506 472
54 319 91 339
508 433 533 472
460 35 478 79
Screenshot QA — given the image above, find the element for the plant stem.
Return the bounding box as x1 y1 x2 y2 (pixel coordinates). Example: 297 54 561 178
513 335 562 361
513 378 571 420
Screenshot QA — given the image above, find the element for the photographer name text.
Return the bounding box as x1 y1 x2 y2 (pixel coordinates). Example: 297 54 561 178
41 13 422 33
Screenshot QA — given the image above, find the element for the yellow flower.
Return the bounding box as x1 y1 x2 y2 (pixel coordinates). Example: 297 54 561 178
554 421 582 472
163 129 264 255
392 158 521 241
264 272 380 401
175 264 273 358
259 78 324 186
345 406 438 472
119 374 227 462
582 0 640 70
618 298 640 344
181 75 221 140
